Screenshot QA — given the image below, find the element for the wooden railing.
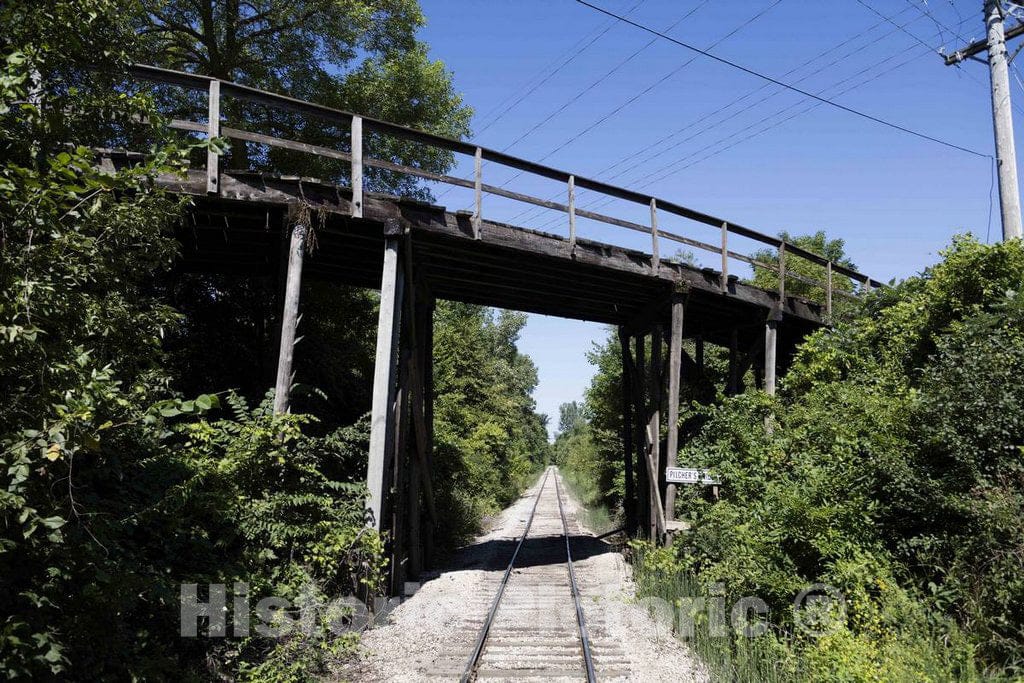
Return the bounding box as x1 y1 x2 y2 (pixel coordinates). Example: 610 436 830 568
128 64 884 314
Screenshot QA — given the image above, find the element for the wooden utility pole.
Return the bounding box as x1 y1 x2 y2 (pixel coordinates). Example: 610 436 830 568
946 0 1023 240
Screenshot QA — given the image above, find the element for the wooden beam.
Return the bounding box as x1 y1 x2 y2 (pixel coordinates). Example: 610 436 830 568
206 79 220 194
664 296 684 521
618 328 637 537
472 146 482 239
633 334 649 538
350 115 363 218
367 232 404 531
272 222 306 415
647 327 664 540
650 198 659 270
568 174 577 255
764 317 779 396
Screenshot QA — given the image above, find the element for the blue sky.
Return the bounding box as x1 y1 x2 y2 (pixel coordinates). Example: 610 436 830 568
415 0 1019 434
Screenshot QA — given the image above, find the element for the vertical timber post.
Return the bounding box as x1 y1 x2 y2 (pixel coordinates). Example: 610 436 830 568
272 221 306 415
350 116 363 218
650 198 659 270
391 331 411 594
720 222 729 293
367 220 405 532
423 295 436 568
633 334 649 538
618 328 636 537
664 294 684 523
568 175 577 255
647 327 663 541
206 79 220 194
472 147 482 239
764 312 779 397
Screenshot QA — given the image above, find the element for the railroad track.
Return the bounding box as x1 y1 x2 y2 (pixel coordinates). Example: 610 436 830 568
459 467 600 682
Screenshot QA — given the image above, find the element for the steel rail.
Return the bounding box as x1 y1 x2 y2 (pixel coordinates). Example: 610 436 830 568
459 469 551 683
554 471 598 683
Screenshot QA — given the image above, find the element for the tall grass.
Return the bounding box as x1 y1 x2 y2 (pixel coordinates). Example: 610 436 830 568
630 543 798 683
558 466 616 535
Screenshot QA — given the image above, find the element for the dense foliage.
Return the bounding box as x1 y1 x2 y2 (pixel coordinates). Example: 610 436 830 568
432 304 549 542
133 0 472 198
1 0 544 678
556 234 1024 679
641 237 1024 680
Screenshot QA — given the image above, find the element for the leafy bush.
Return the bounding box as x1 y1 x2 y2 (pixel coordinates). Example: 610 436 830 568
665 236 1024 678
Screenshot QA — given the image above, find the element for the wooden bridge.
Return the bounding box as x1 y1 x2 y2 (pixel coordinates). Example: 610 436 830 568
109 65 882 592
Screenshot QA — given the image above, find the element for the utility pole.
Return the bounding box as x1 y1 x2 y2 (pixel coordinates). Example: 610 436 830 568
946 0 1023 240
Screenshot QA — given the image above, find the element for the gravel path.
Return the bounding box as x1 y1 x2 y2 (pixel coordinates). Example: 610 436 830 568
335 467 707 682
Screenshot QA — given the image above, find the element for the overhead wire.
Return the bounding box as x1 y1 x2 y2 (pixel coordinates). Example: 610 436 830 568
481 0 786 217
433 0 649 202
536 42 940 230
513 4 927 226
525 7 970 229
471 0 648 138
574 0 990 157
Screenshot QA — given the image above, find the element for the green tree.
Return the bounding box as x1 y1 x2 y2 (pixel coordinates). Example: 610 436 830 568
557 401 586 436
431 303 548 544
669 236 1024 676
134 0 473 198
751 230 858 308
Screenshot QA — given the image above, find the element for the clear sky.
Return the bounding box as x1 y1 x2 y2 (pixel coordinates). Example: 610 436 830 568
415 0 1020 434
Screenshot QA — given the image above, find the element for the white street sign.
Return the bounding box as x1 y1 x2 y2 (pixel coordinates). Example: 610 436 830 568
665 467 720 485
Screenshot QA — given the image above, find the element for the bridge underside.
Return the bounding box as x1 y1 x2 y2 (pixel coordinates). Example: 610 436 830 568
154 168 824 590
171 170 822 352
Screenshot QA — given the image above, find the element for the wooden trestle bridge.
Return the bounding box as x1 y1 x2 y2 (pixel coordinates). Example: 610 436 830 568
107 65 883 593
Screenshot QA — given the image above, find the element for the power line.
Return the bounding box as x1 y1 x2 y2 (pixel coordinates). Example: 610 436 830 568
575 0 991 157
472 0 648 137
495 0 712 156
534 44 937 232
536 13 978 232
516 6 928 226
434 0 648 202
488 0 784 217
522 7 964 228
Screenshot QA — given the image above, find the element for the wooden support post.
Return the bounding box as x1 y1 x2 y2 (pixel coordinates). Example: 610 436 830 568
720 222 729 293
568 174 577 254
618 328 636 537
472 147 482 239
350 116 363 218
367 228 404 531
826 261 833 318
422 295 435 568
727 328 739 395
390 337 411 595
272 222 306 415
400 237 437 580
650 198 659 270
664 297 684 522
647 327 663 540
633 334 649 538
206 79 220 194
764 315 779 397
